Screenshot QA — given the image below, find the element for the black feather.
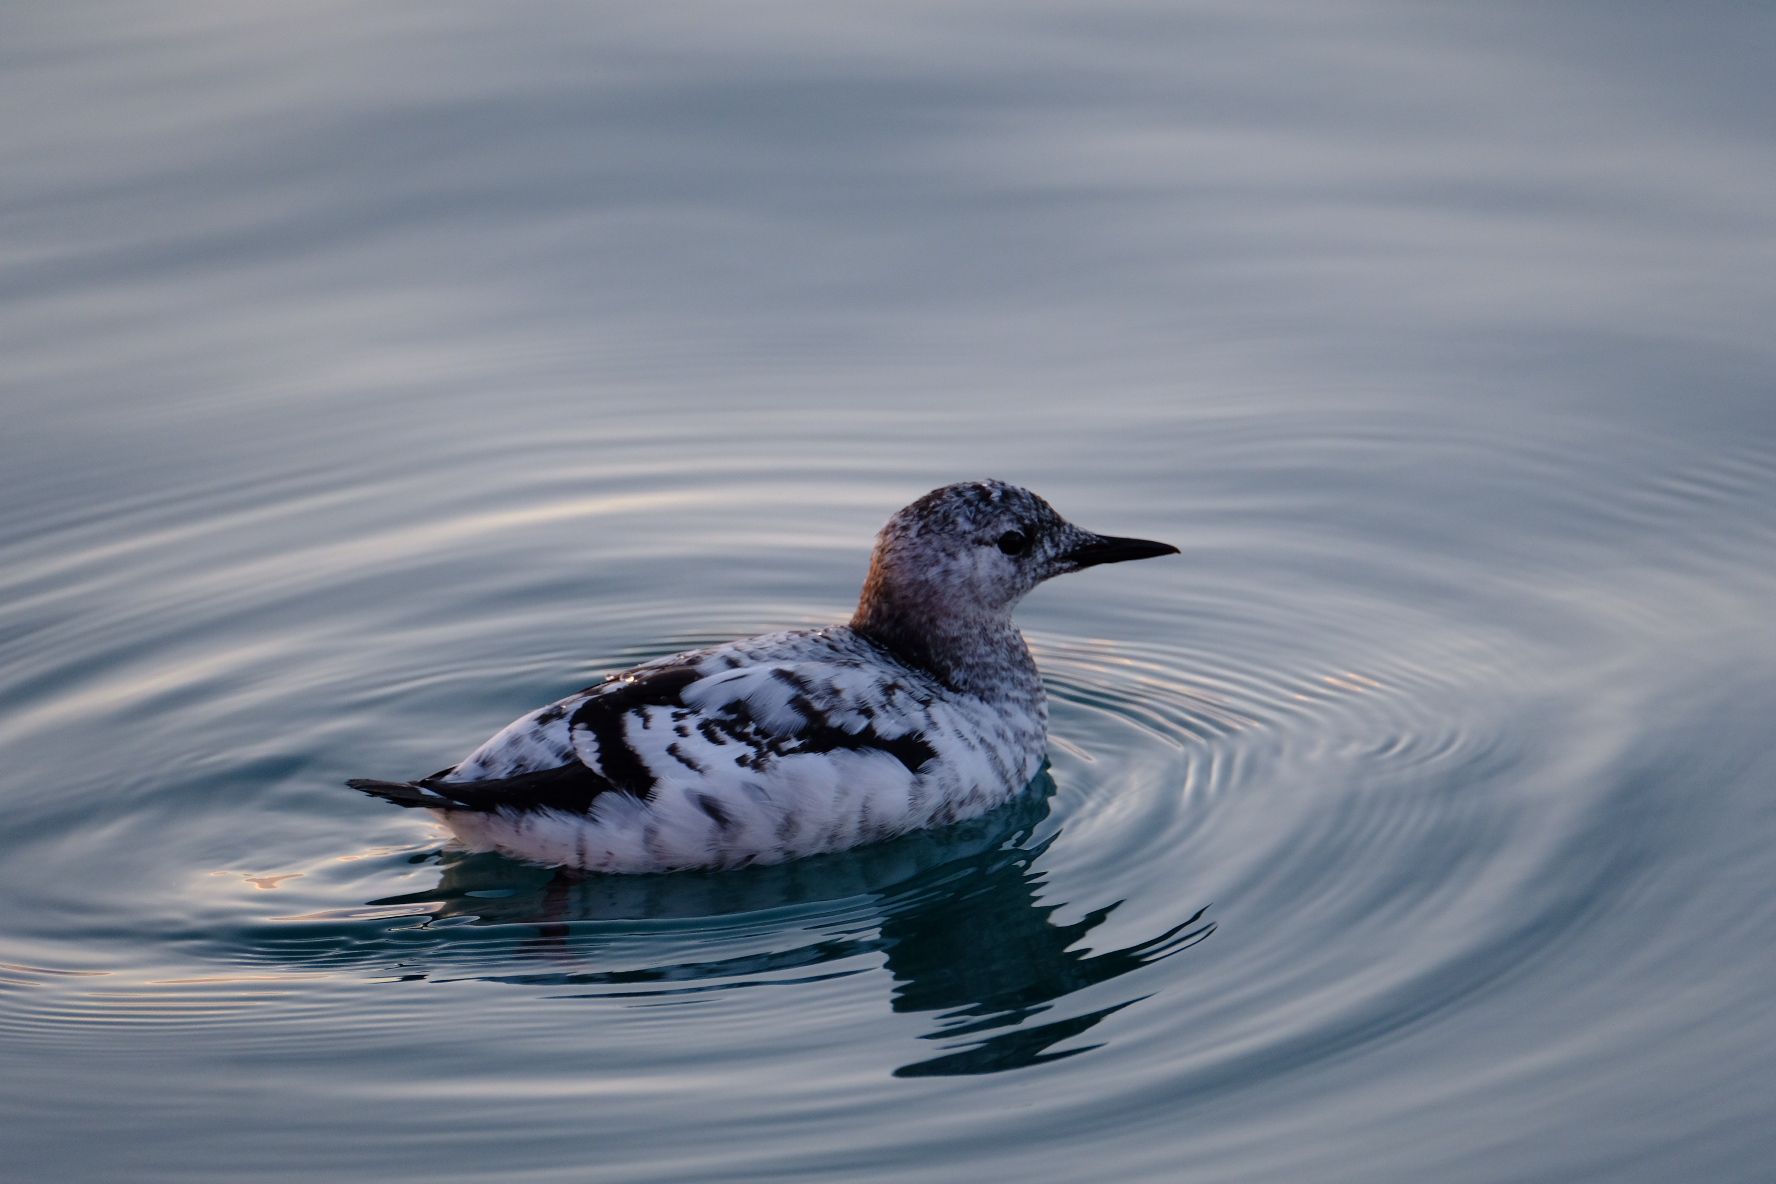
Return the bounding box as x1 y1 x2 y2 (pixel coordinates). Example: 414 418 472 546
567 665 702 800
347 778 454 809
349 760 623 816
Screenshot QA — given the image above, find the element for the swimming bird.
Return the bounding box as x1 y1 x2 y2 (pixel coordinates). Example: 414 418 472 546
349 480 1177 873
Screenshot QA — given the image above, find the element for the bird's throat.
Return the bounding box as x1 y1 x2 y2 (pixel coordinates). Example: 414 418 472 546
851 593 1036 700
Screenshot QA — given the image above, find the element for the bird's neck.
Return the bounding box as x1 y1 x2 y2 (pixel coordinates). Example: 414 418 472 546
850 584 1038 700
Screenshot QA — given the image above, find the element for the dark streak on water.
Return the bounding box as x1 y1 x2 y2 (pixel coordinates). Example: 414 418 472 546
3 2 1776 1182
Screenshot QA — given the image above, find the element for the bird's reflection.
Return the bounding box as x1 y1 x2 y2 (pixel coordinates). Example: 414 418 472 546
877 836 1211 1076
364 772 1213 1075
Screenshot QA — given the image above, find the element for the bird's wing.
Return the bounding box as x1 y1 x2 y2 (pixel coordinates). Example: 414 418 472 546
663 658 939 775
359 640 943 818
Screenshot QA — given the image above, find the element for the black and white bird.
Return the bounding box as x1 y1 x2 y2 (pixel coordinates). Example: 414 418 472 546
349 480 1177 874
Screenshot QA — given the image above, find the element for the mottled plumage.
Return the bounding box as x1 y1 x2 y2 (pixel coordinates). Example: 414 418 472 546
350 480 1176 873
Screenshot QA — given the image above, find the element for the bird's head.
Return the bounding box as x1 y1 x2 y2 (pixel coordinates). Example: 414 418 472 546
853 480 1178 641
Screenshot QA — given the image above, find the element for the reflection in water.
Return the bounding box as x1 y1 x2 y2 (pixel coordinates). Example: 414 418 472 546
362 773 1214 1075
881 839 1212 1077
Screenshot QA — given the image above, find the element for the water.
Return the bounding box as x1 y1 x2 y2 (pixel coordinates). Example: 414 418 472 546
4 2 1775 1181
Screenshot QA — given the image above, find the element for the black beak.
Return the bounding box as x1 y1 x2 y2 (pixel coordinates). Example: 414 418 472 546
1060 534 1181 570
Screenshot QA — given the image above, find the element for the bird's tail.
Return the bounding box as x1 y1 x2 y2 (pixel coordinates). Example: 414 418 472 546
346 778 457 809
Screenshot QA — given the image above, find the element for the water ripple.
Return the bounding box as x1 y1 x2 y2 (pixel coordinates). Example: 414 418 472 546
2 415 1773 1181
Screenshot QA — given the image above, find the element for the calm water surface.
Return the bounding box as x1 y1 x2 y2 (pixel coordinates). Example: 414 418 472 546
4 3 1775 1182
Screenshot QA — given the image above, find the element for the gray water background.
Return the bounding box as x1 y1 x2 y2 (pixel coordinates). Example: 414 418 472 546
3 2 1775 1181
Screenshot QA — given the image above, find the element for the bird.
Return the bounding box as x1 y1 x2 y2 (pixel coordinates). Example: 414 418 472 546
349 480 1178 874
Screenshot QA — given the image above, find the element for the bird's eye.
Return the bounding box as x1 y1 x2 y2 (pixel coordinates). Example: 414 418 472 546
996 529 1031 556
